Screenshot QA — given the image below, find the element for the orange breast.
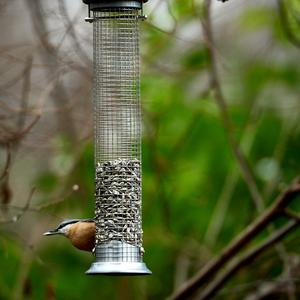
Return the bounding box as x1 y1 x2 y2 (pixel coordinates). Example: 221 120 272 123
67 222 95 252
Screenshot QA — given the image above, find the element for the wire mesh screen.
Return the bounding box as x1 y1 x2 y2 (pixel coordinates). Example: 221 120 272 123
93 8 143 258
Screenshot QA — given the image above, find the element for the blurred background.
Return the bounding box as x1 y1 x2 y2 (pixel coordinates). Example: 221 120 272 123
1 0 300 299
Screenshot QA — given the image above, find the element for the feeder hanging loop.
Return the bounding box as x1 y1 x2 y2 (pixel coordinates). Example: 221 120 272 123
83 0 151 275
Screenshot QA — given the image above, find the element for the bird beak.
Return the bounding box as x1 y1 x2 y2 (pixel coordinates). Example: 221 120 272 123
43 230 60 236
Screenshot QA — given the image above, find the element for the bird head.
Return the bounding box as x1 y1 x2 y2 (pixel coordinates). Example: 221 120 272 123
43 219 96 252
44 219 94 236
43 220 76 236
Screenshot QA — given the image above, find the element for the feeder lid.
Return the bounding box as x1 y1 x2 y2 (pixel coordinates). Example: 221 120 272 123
82 0 148 10
82 0 148 4
83 0 148 3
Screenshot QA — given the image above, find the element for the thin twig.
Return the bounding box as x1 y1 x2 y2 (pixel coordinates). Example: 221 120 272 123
17 56 33 132
202 0 264 212
277 0 300 50
144 22 198 46
244 256 300 300
0 187 36 224
164 0 178 34
0 115 40 147
0 144 11 181
57 0 91 66
204 120 257 247
283 209 300 222
25 0 77 140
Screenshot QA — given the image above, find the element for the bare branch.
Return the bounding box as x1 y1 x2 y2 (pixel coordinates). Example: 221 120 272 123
0 115 41 147
202 0 264 212
201 2 298 298
143 22 199 46
244 255 300 300
197 220 299 300
277 0 300 50
283 209 300 222
169 177 300 300
0 144 11 181
0 187 36 224
57 0 92 66
17 56 33 132
25 0 77 140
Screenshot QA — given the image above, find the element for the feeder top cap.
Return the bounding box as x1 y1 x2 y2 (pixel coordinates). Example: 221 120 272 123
82 0 148 4
82 0 148 10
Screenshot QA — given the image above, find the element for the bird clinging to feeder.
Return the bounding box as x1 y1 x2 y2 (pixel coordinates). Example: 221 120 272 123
44 0 151 276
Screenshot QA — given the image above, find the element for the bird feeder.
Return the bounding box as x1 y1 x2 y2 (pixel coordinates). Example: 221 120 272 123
83 0 151 275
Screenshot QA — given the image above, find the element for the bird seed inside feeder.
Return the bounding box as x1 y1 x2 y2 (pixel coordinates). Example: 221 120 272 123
95 158 143 248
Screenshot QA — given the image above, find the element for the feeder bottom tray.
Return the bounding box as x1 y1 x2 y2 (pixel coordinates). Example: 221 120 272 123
86 240 151 275
86 262 151 275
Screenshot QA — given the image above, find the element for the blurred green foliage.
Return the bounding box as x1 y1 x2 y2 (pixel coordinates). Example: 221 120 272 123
1 1 300 299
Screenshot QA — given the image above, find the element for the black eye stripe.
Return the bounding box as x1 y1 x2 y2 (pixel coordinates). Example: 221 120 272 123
57 220 79 229
56 219 94 230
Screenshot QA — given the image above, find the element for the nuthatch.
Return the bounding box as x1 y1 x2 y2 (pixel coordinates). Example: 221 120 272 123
43 219 95 252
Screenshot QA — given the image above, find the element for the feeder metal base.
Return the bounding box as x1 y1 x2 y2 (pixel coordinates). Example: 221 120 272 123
86 241 151 276
86 262 151 275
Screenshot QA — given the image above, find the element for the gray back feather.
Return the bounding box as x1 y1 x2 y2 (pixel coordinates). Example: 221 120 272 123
56 218 94 230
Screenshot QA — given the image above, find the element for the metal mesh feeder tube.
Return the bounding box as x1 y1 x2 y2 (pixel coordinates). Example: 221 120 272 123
83 0 151 275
